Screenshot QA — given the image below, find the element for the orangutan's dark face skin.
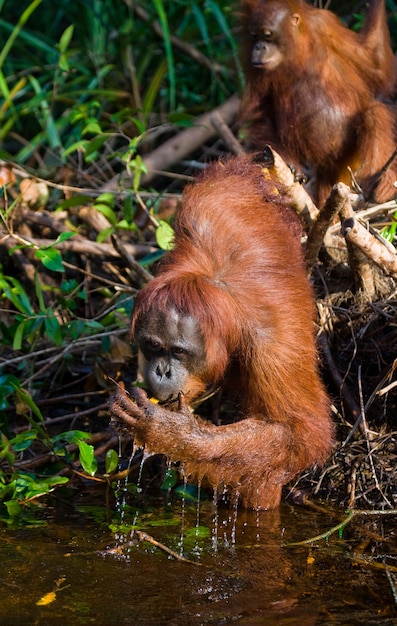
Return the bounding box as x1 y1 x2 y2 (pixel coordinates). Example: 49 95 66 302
135 307 207 402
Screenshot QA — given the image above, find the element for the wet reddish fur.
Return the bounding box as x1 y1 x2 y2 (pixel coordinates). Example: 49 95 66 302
240 0 397 205
122 156 333 509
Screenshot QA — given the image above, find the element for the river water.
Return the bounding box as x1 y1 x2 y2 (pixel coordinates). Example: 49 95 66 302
1 486 396 625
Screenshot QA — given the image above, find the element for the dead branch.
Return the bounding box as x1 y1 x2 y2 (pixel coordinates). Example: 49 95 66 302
20 209 71 235
105 530 202 564
261 145 319 228
111 234 153 285
79 205 113 236
305 182 350 270
210 111 245 156
341 214 397 276
0 231 156 260
328 199 397 235
139 94 241 184
318 332 363 434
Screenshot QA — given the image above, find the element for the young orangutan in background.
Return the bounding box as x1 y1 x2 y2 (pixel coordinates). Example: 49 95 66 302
111 155 333 509
240 0 397 205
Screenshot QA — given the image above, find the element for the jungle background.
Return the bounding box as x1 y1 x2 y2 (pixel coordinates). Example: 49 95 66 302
1 0 397 526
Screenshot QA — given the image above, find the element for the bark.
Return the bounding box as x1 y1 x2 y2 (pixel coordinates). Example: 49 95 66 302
305 182 350 270
262 146 319 228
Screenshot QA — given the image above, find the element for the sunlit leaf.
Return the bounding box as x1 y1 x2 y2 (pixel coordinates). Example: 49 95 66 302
96 193 114 207
97 226 114 243
94 203 117 225
105 449 119 474
77 440 97 476
12 320 27 350
156 220 174 250
4 499 21 517
36 591 56 606
15 387 45 422
35 247 64 272
184 525 211 539
82 121 102 135
9 430 37 451
54 231 75 244
84 134 111 159
58 22 74 50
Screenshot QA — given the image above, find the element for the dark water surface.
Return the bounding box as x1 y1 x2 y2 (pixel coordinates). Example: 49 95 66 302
1 493 396 625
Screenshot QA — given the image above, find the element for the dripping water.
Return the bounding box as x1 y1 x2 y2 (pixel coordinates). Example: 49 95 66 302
114 439 153 555
229 489 240 546
114 438 138 553
178 470 188 557
255 492 261 543
211 486 219 552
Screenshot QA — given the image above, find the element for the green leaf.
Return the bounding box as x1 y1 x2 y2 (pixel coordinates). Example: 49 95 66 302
174 483 204 502
34 271 45 311
62 139 89 158
5 499 21 517
13 320 27 350
156 220 174 250
54 231 75 244
77 440 98 476
105 449 119 474
56 195 92 210
58 24 74 54
161 467 178 490
44 314 62 346
1 276 33 314
0 0 44 71
132 154 147 192
35 247 64 272
0 373 20 390
52 430 91 451
0 374 20 408
15 388 45 423
97 226 114 243
94 203 117 225
185 525 211 540
82 121 102 136
153 0 175 109
96 193 115 207
9 431 37 452
168 112 195 127
84 134 111 159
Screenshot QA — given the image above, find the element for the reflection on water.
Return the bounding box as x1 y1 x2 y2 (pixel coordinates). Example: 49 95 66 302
1 490 396 625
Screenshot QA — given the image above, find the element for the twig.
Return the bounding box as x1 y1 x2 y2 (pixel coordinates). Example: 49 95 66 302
210 111 245 155
0 328 128 369
111 234 153 285
286 508 397 546
105 530 202 565
341 214 397 275
357 365 392 507
318 333 362 434
383 561 397 604
0 231 156 260
305 182 350 270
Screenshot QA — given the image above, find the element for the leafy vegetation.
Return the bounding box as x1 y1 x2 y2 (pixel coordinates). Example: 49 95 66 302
0 0 397 527
0 0 240 525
